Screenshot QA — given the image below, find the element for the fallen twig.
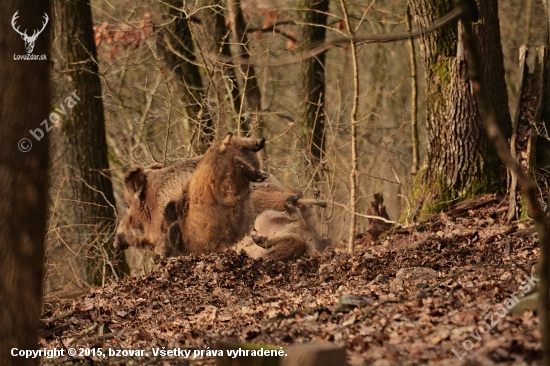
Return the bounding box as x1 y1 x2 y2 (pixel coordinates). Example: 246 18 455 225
361 300 401 322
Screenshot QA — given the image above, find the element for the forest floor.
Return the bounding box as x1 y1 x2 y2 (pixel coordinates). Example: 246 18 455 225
40 194 542 365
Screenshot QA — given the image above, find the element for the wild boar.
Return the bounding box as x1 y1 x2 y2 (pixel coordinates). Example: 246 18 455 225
234 195 331 261
250 183 323 230
170 133 269 254
116 137 328 260
114 157 201 257
115 146 265 256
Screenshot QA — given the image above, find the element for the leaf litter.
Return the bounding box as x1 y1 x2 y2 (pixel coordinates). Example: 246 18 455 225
40 194 542 365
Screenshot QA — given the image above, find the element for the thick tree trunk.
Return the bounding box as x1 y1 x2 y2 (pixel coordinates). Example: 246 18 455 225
211 0 242 118
0 1 50 364
53 0 128 285
157 0 206 137
295 0 329 189
406 0 511 219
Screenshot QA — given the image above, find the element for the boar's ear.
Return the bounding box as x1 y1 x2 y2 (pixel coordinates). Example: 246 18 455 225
219 132 233 152
241 137 265 152
124 166 146 200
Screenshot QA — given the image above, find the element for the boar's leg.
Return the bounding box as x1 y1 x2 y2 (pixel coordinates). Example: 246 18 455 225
234 156 269 182
282 194 304 221
296 197 328 208
265 234 307 261
163 197 188 257
164 200 179 225
165 222 185 257
251 234 271 248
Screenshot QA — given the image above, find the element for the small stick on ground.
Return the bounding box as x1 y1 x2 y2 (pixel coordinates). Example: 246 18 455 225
361 300 400 322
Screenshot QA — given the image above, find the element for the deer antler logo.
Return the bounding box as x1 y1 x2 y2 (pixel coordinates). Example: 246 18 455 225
11 11 49 54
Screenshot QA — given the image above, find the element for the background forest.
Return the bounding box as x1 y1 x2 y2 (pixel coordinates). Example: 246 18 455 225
44 0 550 294
4 0 550 364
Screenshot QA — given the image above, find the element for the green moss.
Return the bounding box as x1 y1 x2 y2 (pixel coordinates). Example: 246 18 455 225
519 195 530 221
107 149 121 168
416 177 454 220
431 60 450 84
402 159 503 223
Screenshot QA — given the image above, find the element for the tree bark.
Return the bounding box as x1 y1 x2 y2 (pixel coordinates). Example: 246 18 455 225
226 1 263 132
197 0 242 143
296 0 329 188
406 7 420 176
456 3 550 363
157 0 206 137
406 0 511 219
53 0 128 285
0 1 50 364
475 0 512 139
226 0 265 164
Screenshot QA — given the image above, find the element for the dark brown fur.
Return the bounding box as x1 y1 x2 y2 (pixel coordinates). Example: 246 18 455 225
114 157 202 257
176 133 268 254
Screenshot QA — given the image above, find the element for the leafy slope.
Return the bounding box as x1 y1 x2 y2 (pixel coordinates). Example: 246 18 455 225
41 196 541 365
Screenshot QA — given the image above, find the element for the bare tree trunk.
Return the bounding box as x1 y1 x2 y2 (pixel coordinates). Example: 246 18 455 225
296 0 329 189
339 0 359 253
198 0 242 142
542 0 550 129
0 1 50 364
525 0 533 46
406 7 420 176
406 0 511 220
226 0 266 165
157 0 207 140
508 46 528 222
475 0 512 139
53 0 128 286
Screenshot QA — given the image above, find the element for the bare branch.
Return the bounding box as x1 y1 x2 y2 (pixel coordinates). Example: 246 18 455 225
212 7 464 67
